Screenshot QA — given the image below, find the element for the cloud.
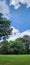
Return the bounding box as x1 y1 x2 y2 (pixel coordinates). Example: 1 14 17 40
10 0 20 9
0 26 30 41
10 0 30 9
0 0 10 19
11 26 20 35
8 26 30 41
8 26 21 41
22 30 30 36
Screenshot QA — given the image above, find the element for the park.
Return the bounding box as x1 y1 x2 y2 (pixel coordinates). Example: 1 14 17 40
0 0 30 64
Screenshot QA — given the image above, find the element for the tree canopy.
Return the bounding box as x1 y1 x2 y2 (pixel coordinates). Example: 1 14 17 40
0 13 12 40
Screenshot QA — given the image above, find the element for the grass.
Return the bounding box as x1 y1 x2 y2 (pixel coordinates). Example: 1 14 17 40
0 55 30 65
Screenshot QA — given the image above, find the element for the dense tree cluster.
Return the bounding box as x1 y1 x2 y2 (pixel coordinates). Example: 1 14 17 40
0 35 30 54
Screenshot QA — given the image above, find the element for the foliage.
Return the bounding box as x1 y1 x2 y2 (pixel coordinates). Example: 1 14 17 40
0 35 30 54
0 13 12 40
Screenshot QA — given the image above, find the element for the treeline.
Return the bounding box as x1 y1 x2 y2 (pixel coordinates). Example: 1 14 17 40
0 35 30 54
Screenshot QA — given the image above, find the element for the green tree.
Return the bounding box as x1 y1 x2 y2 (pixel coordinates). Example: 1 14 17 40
1 40 9 54
0 13 12 40
23 35 30 54
9 40 25 54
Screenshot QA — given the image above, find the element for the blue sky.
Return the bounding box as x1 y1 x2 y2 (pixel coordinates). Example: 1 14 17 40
0 0 30 32
10 4 30 32
0 0 30 40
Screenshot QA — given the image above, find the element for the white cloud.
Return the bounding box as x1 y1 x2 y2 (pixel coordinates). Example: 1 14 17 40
0 0 10 19
8 26 21 41
10 0 20 9
0 26 30 41
8 26 30 41
22 30 30 36
10 0 30 9
11 26 20 35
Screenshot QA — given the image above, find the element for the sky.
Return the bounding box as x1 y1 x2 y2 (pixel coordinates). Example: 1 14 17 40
0 0 30 40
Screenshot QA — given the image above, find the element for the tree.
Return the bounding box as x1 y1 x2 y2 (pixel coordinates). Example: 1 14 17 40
0 13 12 40
23 35 30 54
1 40 9 54
9 40 25 54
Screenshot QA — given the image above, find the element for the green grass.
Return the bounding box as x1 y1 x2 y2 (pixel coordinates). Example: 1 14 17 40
0 55 30 65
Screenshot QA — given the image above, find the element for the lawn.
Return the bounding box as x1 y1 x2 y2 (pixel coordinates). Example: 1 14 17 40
0 55 30 65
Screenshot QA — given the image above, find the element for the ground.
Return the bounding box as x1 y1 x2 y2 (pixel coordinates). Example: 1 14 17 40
0 55 30 65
